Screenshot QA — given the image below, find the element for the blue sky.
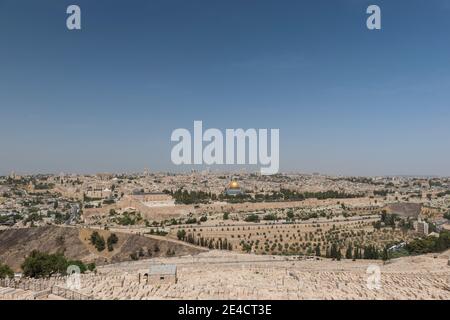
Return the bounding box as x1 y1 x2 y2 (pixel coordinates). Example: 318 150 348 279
1 0 450 176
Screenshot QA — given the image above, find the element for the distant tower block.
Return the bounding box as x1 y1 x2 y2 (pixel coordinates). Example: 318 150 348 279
144 168 150 177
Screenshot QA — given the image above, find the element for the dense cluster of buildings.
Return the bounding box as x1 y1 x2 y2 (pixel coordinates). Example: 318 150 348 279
1 171 449 234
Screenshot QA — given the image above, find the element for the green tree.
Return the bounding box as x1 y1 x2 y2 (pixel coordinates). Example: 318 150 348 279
286 211 295 221
177 229 186 241
315 244 321 257
67 260 87 273
353 247 360 260
330 243 338 260
345 245 353 259
21 251 88 278
382 246 390 262
0 263 14 279
107 233 119 251
244 214 260 223
336 247 342 261
90 231 106 252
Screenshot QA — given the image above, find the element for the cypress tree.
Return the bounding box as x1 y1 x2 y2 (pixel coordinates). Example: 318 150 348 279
346 245 353 259
315 244 321 257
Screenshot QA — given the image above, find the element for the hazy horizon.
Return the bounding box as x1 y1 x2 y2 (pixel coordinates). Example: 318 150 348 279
2 168 448 179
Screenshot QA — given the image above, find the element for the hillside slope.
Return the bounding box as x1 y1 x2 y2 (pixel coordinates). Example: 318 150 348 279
0 226 204 271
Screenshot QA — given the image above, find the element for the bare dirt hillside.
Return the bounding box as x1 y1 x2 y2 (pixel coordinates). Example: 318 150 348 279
384 203 422 218
0 226 204 271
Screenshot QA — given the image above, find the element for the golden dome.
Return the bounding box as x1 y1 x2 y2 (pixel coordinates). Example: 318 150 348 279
228 180 240 189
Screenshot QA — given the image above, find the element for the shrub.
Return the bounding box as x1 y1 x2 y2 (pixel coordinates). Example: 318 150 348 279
244 214 260 223
185 217 197 224
130 252 138 260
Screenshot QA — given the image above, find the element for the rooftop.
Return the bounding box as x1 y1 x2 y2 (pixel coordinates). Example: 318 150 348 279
148 264 177 276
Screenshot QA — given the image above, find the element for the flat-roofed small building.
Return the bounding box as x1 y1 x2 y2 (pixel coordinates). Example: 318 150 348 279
146 264 177 284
